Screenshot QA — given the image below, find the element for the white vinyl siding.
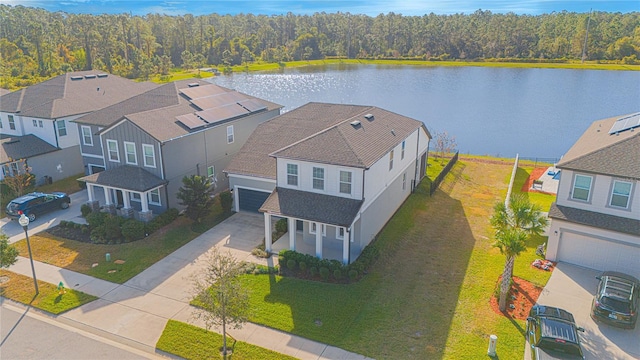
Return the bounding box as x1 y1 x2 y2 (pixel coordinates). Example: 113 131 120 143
610 180 632 209
142 144 156 168
571 174 592 201
287 164 298 186
124 142 137 165
106 139 120 162
227 125 234 144
81 126 93 146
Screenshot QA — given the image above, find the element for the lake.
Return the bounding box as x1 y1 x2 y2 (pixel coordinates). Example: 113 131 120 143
213 64 640 159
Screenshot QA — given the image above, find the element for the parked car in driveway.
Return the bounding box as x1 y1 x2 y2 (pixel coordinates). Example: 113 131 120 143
591 271 639 329
526 305 585 359
5 192 71 222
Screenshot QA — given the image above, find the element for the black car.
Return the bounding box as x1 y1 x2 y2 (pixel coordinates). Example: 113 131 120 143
526 305 585 359
591 271 639 329
5 192 71 222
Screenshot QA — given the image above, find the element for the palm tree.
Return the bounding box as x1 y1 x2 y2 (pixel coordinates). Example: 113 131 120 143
491 194 548 312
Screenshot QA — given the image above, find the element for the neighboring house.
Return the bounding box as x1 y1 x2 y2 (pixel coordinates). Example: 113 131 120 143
0 71 155 183
547 112 640 278
225 102 431 264
74 80 282 221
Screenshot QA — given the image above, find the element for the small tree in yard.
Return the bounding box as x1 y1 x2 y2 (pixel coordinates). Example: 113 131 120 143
191 248 250 358
434 131 457 163
3 172 36 198
0 233 19 269
176 175 215 223
491 194 548 312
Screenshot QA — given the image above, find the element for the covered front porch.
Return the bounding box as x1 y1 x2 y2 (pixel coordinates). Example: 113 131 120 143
78 165 168 222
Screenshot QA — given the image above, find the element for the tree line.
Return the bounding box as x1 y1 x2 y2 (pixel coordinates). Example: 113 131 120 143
1 5 639 88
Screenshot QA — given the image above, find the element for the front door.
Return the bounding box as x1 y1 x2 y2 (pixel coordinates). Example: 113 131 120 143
296 220 303 231
115 189 124 208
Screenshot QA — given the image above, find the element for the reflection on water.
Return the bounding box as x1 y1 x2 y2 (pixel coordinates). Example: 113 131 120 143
213 65 639 158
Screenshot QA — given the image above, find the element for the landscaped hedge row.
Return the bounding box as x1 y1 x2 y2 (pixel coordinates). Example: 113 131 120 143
278 244 379 283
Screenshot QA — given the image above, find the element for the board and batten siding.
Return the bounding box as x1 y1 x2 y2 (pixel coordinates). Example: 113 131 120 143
77 124 104 157
101 120 163 178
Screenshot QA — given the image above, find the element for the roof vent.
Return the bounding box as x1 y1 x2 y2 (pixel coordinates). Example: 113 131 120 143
391 129 396 136
97 73 108 78
350 120 361 127
364 114 374 120
188 83 200 87
84 74 97 79
70 76 83 81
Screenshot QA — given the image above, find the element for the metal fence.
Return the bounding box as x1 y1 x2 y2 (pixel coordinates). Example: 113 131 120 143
429 151 459 196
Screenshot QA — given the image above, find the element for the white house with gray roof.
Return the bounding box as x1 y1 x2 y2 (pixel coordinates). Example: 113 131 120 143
547 113 640 278
0 71 154 183
225 102 431 264
73 80 282 221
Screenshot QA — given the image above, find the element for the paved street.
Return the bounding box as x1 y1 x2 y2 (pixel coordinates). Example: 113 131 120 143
0 303 159 360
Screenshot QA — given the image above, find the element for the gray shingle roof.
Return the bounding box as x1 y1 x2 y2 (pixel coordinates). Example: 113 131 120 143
549 202 640 237
0 71 157 119
225 102 430 179
78 165 167 192
260 187 363 227
558 114 640 179
0 134 58 164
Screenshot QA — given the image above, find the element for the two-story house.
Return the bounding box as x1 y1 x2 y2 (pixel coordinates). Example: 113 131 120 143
225 102 431 264
75 80 282 221
0 71 156 183
547 113 640 278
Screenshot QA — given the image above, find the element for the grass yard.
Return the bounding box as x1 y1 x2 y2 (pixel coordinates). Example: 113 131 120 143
511 165 557 211
12 201 232 284
0 270 97 314
236 158 552 359
157 320 297 360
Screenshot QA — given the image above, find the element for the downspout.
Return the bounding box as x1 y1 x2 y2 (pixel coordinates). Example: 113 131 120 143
160 142 170 209
414 129 420 190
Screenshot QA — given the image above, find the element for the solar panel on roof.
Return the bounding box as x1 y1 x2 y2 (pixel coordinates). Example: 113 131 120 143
176 113 207 129
237 99 267 112
609 113 640 134
179 84 227 100
197 103 249 124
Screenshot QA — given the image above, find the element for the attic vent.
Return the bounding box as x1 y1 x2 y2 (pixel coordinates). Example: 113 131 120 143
350 120 361 127
364 114 374 120
84 74 97 79
70 76 83 80
97 73 108 78
188 83 200 87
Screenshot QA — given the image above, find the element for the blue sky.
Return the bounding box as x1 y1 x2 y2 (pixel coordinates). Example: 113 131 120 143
0 0 637 16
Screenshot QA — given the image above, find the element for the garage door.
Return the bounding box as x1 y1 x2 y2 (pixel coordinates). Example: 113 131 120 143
557 232 640 278
238 188 271 213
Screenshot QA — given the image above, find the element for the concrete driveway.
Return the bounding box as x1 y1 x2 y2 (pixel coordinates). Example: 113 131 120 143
0 190 88 243
532 262 640 359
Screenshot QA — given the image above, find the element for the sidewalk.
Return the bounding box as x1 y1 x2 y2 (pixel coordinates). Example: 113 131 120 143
4 213 371 360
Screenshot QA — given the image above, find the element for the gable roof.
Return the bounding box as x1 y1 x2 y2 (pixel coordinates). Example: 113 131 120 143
0 71 157 119
549 203 640 237
0 134 58 164
558 113 640 179
225 102 430 179
78 165 167 192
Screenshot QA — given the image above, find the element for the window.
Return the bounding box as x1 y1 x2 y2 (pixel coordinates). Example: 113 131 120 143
309 223 326 236
33 119 37 127
124 142 137 164
9 115 15 130
38 120 43 127
0 119 3 128
142 144 156 168
610 180 632 208
106 139 120 162
81 126 93 146
401 140 406 160
287 164 298 186
313 167 324 190
148 189 161 205
130 192 141 202
389 150 394 170
339 171 352 194
56 120 67 136
571 174 592 201
336 227 345 240
227 125 234 144
207 165 215 178
402 173 407 190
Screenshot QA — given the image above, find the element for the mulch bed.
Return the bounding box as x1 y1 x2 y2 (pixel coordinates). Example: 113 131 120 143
46 225 92 243
490 276 544 320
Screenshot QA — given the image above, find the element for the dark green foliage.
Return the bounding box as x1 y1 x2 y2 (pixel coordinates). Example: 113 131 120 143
0 234 19 268
176 175 215 223
219 191 233 213
348 269 358 281
319 267 330 281
80 204 92 217
103 215 123 241
85 211 108 228
121 219 146 242
286 259 296 270
333 269 342 280
145 208 179 234
298 261 307 272
275 218 288 234
309 267 318 277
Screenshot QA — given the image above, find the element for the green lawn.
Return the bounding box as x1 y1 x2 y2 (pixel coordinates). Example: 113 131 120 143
156 320 297 360
0 270 97 314
12 201 232 284
511 165 557 211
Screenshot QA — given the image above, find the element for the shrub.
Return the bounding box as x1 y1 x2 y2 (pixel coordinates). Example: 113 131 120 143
348 269 358 281
333 269 343 280
121 219 145 242
86 211 108 228
219 191 233 213
90 226 107 244
309 267 318 277
286 259 296 270
59 220 70 228
319 267 330 281
103 215 123 241
251 247 269 258
80 204 92 217
275 218 288 234
298 261 307 273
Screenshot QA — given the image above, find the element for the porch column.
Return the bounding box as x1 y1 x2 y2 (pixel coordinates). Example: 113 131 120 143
264 213 272 252
122 190 131 209
87 183 94 202
141 192 149 212
343 228 350 265
104 187 112 205
315 222 322 259
288 218 296 251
